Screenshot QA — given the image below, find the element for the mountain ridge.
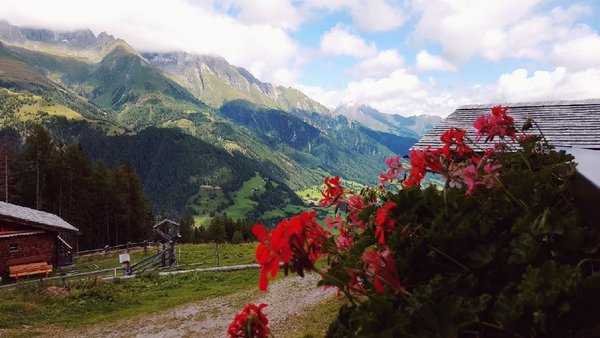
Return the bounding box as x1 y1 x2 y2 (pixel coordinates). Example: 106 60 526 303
0 22 435 220
334 103 442 138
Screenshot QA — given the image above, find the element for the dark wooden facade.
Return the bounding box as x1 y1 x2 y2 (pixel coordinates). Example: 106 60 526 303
0 202 79 278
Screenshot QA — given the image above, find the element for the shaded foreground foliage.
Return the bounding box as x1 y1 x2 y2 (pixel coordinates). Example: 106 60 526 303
240 107 600 338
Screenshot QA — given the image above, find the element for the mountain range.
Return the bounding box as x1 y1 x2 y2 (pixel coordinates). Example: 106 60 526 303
0 21 441 222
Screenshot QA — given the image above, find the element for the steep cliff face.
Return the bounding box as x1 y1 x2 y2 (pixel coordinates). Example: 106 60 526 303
143 51 330 114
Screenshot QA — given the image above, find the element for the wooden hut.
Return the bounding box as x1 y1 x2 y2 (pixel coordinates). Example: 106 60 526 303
0 202 79 279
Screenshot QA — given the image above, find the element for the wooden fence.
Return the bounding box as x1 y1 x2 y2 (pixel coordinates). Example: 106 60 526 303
75 241 161 257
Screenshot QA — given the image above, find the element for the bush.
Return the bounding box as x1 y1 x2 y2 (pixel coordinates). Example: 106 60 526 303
234 107 600 338
231 231 244 244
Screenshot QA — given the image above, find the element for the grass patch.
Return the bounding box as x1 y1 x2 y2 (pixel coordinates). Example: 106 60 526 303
19 102 83 120
262 204 306 219
187 186 227 226
70 242 258 274
0 268 259 332
280 295 343 338
223 172 265 219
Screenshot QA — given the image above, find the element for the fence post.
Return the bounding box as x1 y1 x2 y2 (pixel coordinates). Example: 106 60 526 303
104 245 109 256
126 241 131 253
143 241 148 255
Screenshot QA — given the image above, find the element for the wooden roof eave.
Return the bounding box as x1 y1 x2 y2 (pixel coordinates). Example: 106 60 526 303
0 214 80 235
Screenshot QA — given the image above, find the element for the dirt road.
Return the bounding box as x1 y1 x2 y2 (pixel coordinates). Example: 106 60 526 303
50 273 333 338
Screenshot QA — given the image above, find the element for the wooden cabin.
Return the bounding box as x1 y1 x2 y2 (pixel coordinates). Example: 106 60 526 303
413 99 600 223
0 202 79 279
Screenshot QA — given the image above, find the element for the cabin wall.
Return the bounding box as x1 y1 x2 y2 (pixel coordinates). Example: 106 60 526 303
0 221 37 233
0 232 56 278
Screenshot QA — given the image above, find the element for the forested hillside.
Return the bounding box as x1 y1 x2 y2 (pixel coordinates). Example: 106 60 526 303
0 23 433 224
0 125 152 250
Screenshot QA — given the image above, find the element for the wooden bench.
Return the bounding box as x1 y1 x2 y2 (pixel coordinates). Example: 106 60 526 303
7 256 53 282
9 262 53 281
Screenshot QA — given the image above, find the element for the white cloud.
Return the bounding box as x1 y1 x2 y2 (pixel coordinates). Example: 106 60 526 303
296 68 464 117
414 50 457 72
306 0 405 32
293 84 341 109
551 32 600 70
495 67 600 102
320 24 377 58
412 0 542 62
0 0 302 85
349 49 404 77
411 1 593 64
344 69 422 101
221 0 304 31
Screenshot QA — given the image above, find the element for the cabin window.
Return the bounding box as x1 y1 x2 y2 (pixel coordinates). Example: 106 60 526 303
8 244 19 253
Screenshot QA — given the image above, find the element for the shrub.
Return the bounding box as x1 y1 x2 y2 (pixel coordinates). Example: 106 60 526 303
230 106 600 338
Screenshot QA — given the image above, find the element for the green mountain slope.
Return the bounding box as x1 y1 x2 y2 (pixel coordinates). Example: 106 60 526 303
0 23 414 221
143 52 330 114
219 100 393 184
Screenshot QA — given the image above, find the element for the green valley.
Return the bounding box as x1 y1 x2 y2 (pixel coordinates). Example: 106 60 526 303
187 173 306 227
0 22 437 235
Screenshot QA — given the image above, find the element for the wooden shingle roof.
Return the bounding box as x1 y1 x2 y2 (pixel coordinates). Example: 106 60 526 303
413 99 600 150
0 202 79 233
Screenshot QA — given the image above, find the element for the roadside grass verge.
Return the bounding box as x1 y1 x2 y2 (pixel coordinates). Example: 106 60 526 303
0 268 259 333
280 295 343 338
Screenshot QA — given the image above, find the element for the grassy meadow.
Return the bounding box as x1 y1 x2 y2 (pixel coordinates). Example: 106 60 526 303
70 242 258 275
0 242 261 334
0 269 260 333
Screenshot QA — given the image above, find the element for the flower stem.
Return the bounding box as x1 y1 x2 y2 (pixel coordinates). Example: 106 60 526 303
311 266 362 306
429 246 468 271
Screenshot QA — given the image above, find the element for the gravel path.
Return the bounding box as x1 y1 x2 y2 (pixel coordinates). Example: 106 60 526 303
52 273 333 338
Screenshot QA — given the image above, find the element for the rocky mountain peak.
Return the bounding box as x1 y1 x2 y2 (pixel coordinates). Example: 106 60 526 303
0 21 116 53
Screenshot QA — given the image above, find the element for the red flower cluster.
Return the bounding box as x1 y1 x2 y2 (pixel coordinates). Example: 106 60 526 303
405 149 427 187
405 147 446 186
462 161 502 195
347 194 369 227
440 127 473 158
253 211 331 290
473 105 516 141
228 303 270 338
361 247 404 294
326 215 354 251
320 176 346 207
375 202 396 244
379 155 403 187
404 107 514 191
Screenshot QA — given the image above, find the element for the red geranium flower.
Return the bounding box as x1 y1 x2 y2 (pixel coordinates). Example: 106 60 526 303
361 247 404 294
379 155 403 186
253 211 331 290
473 105 516 142
320 176 346 207
374 202 396 244
440 127 473 158
228 303 270 338
347 194 369 228
406 148 427 187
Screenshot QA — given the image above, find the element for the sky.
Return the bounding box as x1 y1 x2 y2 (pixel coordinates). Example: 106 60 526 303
1 0 600 117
